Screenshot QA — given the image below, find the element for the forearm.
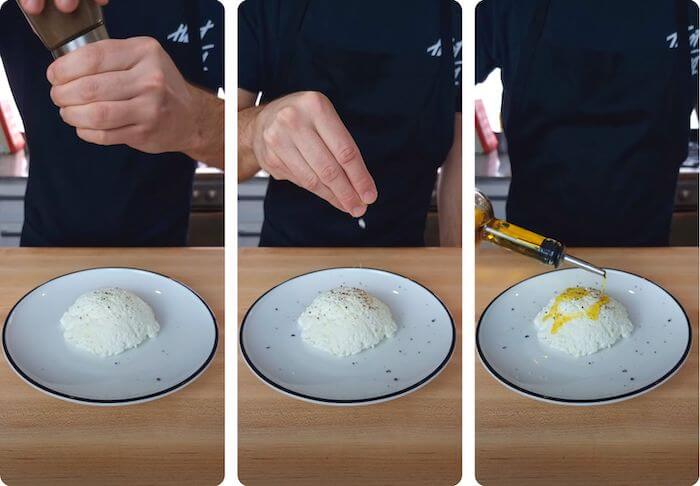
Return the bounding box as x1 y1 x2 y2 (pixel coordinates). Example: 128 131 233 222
185 85 225 169
438 157 462 247
238 104 265 181
437 115 462 247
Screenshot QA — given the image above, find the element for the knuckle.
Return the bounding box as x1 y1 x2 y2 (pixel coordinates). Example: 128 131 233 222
141 37 161 54
336 145 357 166
81 79 100 103
318 164 340 183
84 45 104 72
92 104 110 125
301 173 320 191
264 155 282 172
146 71 166 92
96 130 110 145
276 106 300 127
337 188 357 206
262 127 281 147
300 91 329 114
49 87 60 105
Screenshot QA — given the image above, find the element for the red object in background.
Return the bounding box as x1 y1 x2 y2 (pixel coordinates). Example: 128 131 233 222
475 99 498 154
0 96 25 154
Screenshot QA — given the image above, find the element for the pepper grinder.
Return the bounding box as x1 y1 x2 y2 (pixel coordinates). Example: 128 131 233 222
16 0 109 58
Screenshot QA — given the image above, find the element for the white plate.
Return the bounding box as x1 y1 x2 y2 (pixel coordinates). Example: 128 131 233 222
477 268 691 405
240 267 455 406
2 268 218 406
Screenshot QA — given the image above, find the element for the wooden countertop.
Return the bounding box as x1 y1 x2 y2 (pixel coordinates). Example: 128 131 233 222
476 247 699 485
238 248 462 485
0 248 224 486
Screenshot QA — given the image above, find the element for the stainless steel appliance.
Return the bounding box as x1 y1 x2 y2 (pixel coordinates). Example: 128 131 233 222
189 169 224 246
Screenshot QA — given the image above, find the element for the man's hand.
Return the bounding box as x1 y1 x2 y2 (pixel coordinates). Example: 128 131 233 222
20 0 108 15
239 91 377 217
48 37 224 167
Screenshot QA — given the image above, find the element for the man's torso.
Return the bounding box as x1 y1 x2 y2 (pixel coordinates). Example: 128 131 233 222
0 0 223 246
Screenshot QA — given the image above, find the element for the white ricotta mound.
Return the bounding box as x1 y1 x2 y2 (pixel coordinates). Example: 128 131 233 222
60 288 160 357
297 287 397 357
533 287 633 357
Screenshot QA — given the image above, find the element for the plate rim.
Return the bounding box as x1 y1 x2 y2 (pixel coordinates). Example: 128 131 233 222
2 266 219 406
239 266 456 405
476 267 692 405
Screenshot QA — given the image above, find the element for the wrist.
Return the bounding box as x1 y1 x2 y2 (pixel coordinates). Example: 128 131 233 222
184 84 224 166
241 102 265 151
238 103 266 180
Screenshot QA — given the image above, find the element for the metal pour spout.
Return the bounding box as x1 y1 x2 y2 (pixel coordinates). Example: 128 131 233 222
563 254 607 278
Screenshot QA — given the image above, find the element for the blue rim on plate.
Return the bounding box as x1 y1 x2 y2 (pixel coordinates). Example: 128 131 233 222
476 267 692 405
2 267 219 405
239 267 456 405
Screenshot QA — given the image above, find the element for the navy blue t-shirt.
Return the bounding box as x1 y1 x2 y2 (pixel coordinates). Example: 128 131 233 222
0 0 223 246
239 0 462 111
476 0 698 128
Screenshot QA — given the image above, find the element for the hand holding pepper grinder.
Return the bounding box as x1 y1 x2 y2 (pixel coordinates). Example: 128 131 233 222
16 0 109 58
475 190 606 277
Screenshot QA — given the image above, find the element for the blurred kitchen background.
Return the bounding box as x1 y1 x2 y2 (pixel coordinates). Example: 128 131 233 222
0 61 223 247
475 69 699 246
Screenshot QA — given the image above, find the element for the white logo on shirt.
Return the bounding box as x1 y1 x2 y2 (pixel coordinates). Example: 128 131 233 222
167 20 217 72
427 38 462 86
666 24 699 75
168 23 189 43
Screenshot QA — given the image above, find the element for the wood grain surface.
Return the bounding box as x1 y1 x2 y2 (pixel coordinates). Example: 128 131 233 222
476 247 699 486
0 248 224 486
238 248 462 485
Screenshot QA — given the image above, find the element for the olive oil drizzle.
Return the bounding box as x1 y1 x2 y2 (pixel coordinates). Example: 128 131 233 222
544 287 610 335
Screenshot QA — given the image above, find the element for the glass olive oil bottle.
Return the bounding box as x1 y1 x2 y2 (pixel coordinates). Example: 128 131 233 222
475 190 606 277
